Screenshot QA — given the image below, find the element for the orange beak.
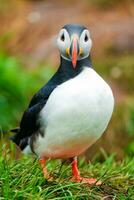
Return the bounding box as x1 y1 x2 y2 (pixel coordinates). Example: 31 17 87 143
71 36 79 68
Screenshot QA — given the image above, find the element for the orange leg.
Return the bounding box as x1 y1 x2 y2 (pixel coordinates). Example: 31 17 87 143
71 158 80 179
71 157 101 185
39 158 50 179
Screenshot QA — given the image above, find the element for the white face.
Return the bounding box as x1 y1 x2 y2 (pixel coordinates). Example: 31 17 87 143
57 28 92 61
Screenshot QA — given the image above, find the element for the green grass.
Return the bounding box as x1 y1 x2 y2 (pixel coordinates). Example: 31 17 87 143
0 144 134 199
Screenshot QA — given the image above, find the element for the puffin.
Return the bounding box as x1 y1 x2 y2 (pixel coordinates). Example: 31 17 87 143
11 24 114 185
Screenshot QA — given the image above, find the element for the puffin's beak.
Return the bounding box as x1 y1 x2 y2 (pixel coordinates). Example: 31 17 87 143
70 35 79 68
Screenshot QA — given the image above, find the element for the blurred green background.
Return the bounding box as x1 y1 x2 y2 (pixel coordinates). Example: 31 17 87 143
0 0 134 159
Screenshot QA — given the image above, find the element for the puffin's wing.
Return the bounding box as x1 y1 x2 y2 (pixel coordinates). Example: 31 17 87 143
11 100 46 149
11 84 57 149
19 84 58 137
20 101 45 137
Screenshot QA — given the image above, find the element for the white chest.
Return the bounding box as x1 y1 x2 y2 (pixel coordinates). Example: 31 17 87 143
36 68 114 158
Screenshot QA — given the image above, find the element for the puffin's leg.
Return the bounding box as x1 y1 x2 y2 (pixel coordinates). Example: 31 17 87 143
71 157 80 179
39 158 50 179
70 157 101 185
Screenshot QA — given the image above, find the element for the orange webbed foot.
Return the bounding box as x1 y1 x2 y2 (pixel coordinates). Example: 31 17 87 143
71 176 102 185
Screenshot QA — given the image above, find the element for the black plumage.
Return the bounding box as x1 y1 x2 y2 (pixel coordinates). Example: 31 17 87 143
63 24 86 37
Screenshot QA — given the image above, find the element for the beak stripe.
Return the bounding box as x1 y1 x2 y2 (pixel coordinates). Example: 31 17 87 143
72 37 78 68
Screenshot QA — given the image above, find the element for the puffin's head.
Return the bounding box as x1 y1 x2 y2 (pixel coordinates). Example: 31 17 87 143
57 24 92 68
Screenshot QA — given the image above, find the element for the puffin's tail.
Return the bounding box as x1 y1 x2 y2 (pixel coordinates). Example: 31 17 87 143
10 128 20 134
10 128 21 146
10 128 29 151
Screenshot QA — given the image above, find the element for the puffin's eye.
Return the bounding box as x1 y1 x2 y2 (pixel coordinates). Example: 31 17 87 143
61 33 65 41
84 34 89 42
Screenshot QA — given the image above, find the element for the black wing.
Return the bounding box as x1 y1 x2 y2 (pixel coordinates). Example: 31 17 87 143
11 100 45 148
11 69 62 149
19 84 57 138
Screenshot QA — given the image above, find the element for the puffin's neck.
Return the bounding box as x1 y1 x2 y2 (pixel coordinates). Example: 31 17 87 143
59 55 92 79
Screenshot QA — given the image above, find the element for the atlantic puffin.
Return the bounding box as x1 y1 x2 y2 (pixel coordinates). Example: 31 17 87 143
11 24 114 185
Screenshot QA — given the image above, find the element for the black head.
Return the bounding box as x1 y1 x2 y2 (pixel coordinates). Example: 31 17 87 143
63 24 87 37
57 24 92 68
